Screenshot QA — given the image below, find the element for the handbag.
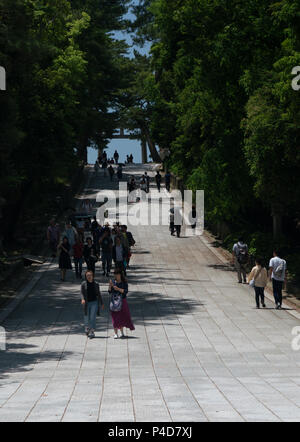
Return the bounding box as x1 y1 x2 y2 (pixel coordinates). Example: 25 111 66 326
249 267 262 287
109 280 123 312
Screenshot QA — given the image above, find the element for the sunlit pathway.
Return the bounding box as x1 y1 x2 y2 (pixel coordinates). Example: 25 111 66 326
1 164 300 422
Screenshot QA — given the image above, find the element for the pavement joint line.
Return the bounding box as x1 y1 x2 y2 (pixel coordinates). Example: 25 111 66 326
97 311 110 422
155 291 211 421
181 282 284 421
60 325 90 421
0 309 63 412
140 287 173 422
127 327 137 422
149 242 286 421
153 262 245 422
23 318 74 422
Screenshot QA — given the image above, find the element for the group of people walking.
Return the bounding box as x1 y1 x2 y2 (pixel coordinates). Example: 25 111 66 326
232 238 287 309
47 213 136 340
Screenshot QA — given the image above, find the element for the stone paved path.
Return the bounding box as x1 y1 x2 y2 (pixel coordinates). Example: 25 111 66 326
0 164 300 422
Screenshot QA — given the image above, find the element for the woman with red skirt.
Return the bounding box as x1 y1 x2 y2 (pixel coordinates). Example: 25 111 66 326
108 269 135 339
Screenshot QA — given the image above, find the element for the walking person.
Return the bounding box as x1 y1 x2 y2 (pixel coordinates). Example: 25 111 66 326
83 237 99 274
269 249 287 309
169 207 182 237
248 258 268 308
57 236 72 281
94 160 100 175
114 150 119 164
73 237 84 279
108 269 135 339
81 199 93 215
122 225 135 267
155 171 162 193
108 165 114 181
102 159 108 177
140 176 147 200
81 270 104 338
99 227 113 276
128 176 136 203
165 171 171 192
189 204 197 235
62 221 78 254
91 216 101 254
112 236 128 274
47 218 60 257
145 172 150 193
117 164 123 180
232 238 249 284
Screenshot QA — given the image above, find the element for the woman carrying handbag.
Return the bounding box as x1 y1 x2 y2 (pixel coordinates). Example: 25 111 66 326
248 258 268 309
108 269 135 339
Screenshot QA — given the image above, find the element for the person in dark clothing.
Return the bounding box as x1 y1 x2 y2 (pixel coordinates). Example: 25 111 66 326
155 171 162 192
122 225 135 267
99 228 113 276
102 159 108 176
91 217 102 254
108 165 114 181
81 271 104 338
117 164 123 180
169 207 182 237
113 150 119 164
145 172 150 193
83 237 98 274
165 171 171 192
58 236 72 281
73 237 84 279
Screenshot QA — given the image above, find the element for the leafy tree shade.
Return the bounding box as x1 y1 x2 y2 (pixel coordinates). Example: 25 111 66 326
0 0 131 239
131 0 300 241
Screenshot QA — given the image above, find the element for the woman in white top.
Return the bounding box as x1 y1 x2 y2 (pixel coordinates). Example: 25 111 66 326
247 257 268 309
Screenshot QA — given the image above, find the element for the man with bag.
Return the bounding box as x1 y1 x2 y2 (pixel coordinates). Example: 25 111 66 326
269 249 287 309
232 238 249 283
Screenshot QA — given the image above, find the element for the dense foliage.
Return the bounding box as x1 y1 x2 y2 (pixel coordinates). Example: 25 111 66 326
130 0 300 278
0 0 130 238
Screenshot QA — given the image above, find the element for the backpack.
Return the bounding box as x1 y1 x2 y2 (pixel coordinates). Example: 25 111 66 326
273 259 285 278
237 245 249 264
109 282 123 312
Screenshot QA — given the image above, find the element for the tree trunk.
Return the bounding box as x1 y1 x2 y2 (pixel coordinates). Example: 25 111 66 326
78 135 88 164
141 139 148 163
141 127 161 163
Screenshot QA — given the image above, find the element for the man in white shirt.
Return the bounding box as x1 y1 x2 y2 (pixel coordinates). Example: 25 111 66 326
269 249 287 309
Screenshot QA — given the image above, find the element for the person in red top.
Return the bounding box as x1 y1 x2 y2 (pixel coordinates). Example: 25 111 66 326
73 237 84 279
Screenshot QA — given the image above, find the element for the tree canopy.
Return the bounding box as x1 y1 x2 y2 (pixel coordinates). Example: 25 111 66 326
0 0 131 237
